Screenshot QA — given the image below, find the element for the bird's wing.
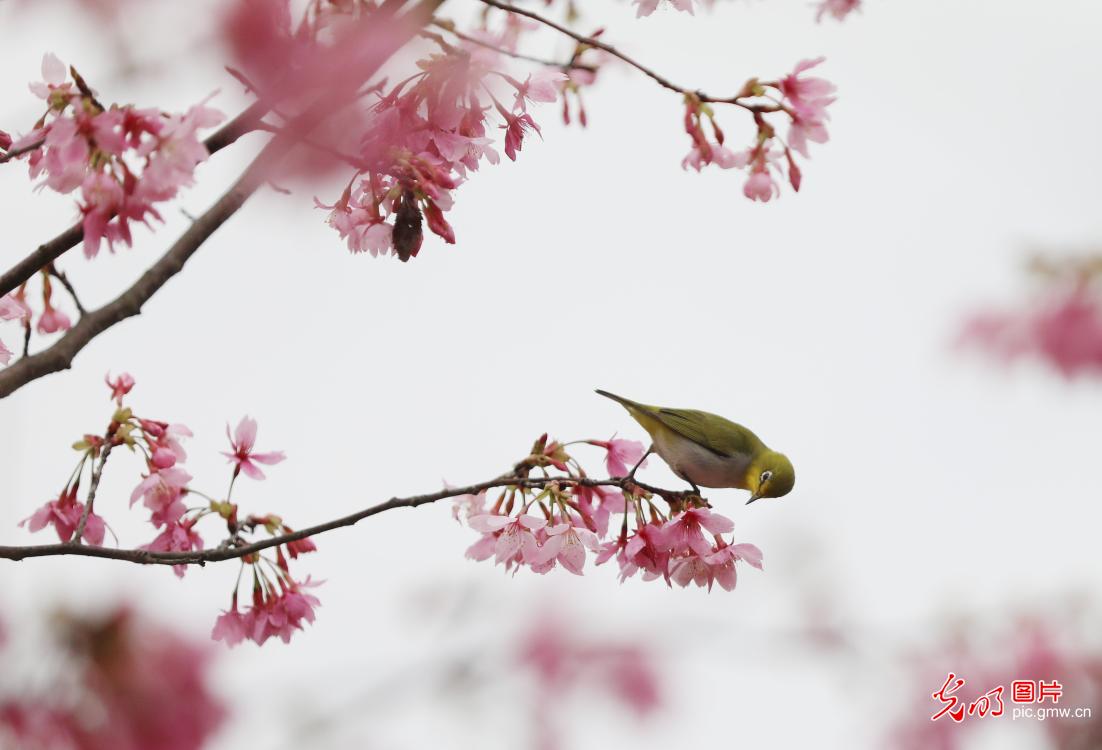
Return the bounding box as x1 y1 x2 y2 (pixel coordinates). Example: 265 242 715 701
652 408 760 458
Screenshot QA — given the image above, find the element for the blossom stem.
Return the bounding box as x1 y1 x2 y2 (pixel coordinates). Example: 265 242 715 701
72 432 114 544
478 0 767 110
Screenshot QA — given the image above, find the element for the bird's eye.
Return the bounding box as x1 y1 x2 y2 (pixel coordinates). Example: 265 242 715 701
760 470 773 484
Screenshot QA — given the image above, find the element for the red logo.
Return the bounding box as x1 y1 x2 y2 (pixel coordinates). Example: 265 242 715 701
932 673 1063 722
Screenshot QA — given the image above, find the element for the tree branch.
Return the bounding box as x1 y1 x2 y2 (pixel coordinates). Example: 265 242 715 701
0 474 690 566
478 0 772 108
0 137 46 165
428 19 597 73
0 145 274 399
0 0 447 397
0 100 268 300
47 262 86 316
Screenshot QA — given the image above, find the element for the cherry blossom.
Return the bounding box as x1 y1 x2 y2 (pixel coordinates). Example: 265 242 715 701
0 608 226 750
961 276 1102 376
816 0 862 22
20 486 105 545
105 370 135 404
223 415 286 480
633 0 697 18
587 436 647 477
142 520 204 578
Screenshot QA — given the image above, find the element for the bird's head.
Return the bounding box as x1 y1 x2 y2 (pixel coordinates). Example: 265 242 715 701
745 451 795 504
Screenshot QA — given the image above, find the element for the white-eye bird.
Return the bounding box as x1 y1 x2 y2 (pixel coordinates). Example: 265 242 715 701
596 389 795 504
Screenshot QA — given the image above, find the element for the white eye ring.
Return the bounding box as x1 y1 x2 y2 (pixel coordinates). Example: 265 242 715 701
760 470 773 483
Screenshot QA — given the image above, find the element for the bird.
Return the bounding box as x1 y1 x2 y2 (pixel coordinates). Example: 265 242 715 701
595 389 795 504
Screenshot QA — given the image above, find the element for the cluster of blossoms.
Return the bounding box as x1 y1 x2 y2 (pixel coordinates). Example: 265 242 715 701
7 54 223 258
315 23 570 260
681 57 836 201
960 258 1102 377
454 434 763 591
0 607 225 750
18 373 320 646
0 272 79 366
518 618 661 749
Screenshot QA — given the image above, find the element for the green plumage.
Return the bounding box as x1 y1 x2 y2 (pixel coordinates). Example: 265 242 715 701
594 389 763 458
595 389 796 501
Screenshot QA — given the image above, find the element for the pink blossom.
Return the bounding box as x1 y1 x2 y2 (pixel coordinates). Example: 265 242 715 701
517 619 663 718
20 487 106 545
743 169 779 202
671 541 762 591
574 484 624 537
500 111 541 161
780 58 836 159
105 370 135 404
788 113 831 159
31 117 89 193
816 0 861 22
598 521 672 583
28 53 73 103
588 436 647 477
136 100 224 202
469 512 547 566
451 488 487 523
660 507 735 556
79 171 125 258
0 339 11 366
423 200 455 244
285 532 317 559
0 129 11 151
781 58 837 109
0 294 30 322
223 415 286 480
510 69 567 111
249 581 321 645
532 521 600 575
682 143 747 172
35 304 72 334
961 283 1102 376
211 603 251 647
142 520 204 578
633 0 696 17
130 466 191 527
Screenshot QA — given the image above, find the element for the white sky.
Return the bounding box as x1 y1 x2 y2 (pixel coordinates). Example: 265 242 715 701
1 1 1101 748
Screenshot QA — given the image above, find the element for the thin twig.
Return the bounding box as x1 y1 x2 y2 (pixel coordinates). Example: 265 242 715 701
0 137 46 165
478 0 772 108
72 436 114 544
254 121 370 170
0 474 694 565
429 19 597 73
47 263 86 316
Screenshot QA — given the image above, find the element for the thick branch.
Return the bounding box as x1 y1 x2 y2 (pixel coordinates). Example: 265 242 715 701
0 474 686 565
0 101 267 299
478 0 767 107
0 0 446 396
0 147 273 399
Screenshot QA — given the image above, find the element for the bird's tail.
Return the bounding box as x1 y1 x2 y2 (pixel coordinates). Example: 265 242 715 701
594 389 639 410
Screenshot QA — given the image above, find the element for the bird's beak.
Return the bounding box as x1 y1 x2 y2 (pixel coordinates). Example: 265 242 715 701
745 494 760 506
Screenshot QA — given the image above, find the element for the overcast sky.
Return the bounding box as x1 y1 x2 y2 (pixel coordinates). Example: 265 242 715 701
2 1 1101 747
